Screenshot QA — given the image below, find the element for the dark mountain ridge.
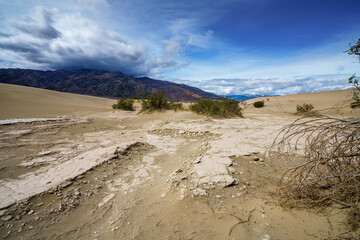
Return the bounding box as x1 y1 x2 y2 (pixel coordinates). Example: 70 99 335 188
0 68 218 102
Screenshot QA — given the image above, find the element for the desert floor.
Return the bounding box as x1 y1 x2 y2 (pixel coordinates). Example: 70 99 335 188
0 83 359 239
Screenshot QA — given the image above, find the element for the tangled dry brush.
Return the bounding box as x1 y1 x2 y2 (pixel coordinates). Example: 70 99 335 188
271 115 360 229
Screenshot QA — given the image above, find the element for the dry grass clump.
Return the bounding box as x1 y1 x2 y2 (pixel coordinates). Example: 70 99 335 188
271 115 360 230
296 103 314 113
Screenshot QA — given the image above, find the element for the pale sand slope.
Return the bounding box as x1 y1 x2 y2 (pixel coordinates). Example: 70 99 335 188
0 84 358 239
244 88 359 117
0 83 115 119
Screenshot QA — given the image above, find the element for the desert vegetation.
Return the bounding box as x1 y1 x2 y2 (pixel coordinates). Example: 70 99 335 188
272 115 360 232
112 98 135 111
347 38 360 108
296 103 314 113
141 92 183 112
189 97 243 118
253 100 265 108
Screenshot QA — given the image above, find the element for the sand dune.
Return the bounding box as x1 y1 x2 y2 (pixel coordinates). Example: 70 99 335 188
0 83 114 119
244 88 358 117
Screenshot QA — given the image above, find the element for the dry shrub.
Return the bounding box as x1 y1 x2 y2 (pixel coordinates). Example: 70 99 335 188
271 115 360 228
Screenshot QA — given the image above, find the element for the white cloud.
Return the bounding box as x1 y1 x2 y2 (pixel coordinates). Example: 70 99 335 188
171 74 353 96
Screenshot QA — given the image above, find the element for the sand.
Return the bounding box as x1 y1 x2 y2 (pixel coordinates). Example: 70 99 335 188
0 83 359 239
0 83 114 119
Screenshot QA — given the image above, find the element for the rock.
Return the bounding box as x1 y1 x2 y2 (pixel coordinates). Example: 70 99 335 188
16 215 21 220
243 153 251 156
191 188 208 197
37 150 53 156
76 175 85 180
228 167 236 174
262 234 271 240
27 210 34 215
28 226 33 230
0 209 6 217
193 156 202 164
253 156 260 161
174 168 182 174
58 204 64 212
259 158 264 162
35 203 43 207
59 181 72 189
2 215 12 221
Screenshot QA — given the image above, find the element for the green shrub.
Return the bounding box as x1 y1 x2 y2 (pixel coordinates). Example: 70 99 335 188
296 103 314 113
349 75 360 108
169 102 184 112
141 92 183 112
253 101 264 108
113 98 135 111
189 97 243 118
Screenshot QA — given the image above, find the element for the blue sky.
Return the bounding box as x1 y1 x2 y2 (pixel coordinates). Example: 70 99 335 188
0 0 359 95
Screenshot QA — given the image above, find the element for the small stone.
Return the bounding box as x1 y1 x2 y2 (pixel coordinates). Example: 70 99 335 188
174 168 182 174
228 167 236 174
262 234 271 240
58 204 64 212
16 215 21 220
0 209 6 217
2 215 12 221
76 175 84 180
36 203 44 207
193 156 202 164
59 181 72 189
28 226 33 230
243 153 251 156
27 210 34 215
253 156 260 161
18 228 23 233
259 158 264 162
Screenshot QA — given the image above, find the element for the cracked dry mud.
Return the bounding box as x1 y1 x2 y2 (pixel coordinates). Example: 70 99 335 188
0 110 353 239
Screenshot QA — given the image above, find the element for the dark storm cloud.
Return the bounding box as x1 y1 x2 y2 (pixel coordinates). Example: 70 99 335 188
0 6 183 75
15 7 61 39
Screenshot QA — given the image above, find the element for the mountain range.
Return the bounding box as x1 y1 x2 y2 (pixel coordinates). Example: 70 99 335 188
0 69 218 102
